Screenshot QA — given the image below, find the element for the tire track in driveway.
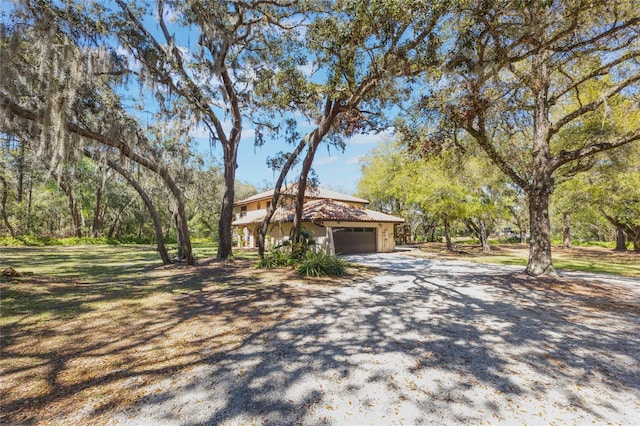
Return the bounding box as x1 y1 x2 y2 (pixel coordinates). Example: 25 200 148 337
110 252 640 425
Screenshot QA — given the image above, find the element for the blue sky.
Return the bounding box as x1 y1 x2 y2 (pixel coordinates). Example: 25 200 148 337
0 1 397 196
197 127 393 195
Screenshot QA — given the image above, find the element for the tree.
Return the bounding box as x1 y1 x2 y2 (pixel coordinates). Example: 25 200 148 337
1 7 195 262
99 0 298 260
254 0 447 255
590 147 640 252
358 139 511 251
420 0 640 275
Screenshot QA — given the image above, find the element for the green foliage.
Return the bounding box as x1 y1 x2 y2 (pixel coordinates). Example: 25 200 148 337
295 251 348 278
0 236 117 246
255 248 290 269
0 236 177 247
256 230 348 277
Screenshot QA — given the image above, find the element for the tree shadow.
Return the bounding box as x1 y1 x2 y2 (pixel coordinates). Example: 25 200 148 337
1 254 638 424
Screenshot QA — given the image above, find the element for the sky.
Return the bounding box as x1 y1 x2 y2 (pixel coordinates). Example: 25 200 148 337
0 0 396 197
196 125 393 196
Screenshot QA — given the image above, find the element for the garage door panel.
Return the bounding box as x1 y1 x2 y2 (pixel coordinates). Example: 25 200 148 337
333 228 376 254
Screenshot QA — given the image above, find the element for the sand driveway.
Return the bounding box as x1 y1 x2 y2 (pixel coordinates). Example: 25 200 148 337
111 253 640 425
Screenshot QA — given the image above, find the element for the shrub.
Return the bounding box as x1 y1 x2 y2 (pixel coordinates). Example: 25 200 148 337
256 248 290 268
295 251 348 277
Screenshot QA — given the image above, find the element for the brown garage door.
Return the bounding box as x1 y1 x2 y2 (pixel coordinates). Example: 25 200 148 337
333 227 376 254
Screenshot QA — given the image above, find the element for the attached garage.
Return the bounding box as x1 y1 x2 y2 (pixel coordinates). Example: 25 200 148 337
332 227 377 254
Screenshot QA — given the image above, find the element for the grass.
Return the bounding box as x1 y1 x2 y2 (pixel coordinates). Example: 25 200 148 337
0 242 636 424
0 243 364 425
413 242 640 278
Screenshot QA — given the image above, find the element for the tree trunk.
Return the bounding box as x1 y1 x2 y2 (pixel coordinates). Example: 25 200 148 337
26 175 33 234
562 212 571 249
519 226 527 245
615 226 627 251
0 175 16 237
86 149 171 264
217 140 238 260
92 167 108 238
525 185 556 276
291 99 340 243
508 205 527 244
58 177 82 238
629 227 640 252
291 134 322 244
525 50 557 277
257 134 311 257
479 219 490 253
16 140 25 203
443 219 453 251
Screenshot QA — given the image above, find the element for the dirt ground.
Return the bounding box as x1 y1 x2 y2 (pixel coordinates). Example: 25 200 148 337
1 259 373 425
1 252 638 425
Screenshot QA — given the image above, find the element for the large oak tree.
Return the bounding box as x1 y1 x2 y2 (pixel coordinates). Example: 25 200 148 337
421 0 640 275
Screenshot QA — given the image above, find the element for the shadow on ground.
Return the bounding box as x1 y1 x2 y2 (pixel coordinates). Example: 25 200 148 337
1 254 639 424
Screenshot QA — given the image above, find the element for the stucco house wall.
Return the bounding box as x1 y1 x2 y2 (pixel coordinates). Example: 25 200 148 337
232 186 404 255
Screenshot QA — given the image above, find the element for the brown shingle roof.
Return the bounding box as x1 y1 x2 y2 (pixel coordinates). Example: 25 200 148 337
232 199 404 226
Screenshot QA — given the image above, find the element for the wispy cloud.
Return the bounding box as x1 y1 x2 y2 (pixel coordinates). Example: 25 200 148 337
346 155 363 165
314 156 339 166
347 128 394 145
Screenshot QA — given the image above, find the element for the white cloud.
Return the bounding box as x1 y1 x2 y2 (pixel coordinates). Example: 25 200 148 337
346 155 363 165
347 127 394 145
314 156 339 166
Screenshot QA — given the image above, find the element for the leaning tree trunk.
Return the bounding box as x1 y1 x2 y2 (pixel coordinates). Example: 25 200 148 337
292 134 322 244
85 149 171 265
291 99 340 243
114 170 170 265
0 175 16 237
562 212 571 249
525 184 556 276
615 226 627 251
257 134 311 257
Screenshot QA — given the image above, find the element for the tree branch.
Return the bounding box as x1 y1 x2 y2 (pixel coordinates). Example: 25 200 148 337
551 71 640 135
552 128 640 171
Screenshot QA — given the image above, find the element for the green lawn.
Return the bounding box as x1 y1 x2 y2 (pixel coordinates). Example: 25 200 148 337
0 242 259 282
414 243 640 278
0 243 299 425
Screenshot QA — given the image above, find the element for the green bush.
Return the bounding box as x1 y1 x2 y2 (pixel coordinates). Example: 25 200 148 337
295 251 348 277
256 248 290 268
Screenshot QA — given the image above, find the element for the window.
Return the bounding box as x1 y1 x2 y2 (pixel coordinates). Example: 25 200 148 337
240 206 247 217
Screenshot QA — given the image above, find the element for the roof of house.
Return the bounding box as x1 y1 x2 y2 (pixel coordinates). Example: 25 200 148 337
232 199 404 226
235 185 369 206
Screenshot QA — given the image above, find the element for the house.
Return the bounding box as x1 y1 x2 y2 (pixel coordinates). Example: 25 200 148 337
232 185 405 254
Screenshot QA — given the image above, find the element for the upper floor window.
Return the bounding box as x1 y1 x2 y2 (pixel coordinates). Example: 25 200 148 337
240 206 247 217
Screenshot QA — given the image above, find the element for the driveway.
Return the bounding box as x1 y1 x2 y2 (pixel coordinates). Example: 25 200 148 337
111 252 640 425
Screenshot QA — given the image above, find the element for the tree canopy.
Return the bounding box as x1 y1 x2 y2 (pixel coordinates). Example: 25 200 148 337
1 0 638 275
